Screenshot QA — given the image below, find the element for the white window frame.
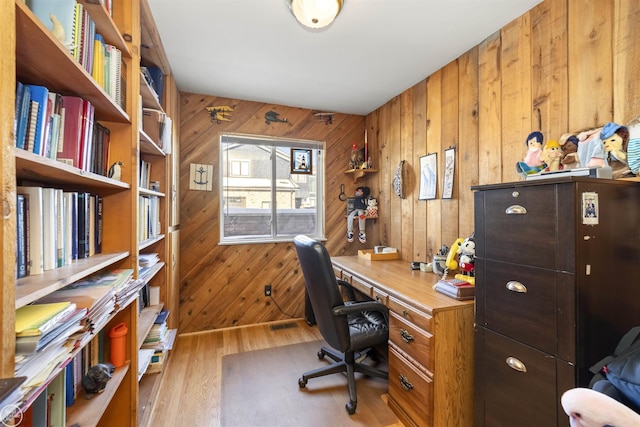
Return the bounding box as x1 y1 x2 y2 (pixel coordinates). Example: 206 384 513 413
219 133 325 244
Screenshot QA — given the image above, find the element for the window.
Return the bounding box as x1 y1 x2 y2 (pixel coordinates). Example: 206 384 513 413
220 133 325 244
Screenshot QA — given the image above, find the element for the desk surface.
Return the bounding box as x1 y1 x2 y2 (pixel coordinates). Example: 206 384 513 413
331 256 474 315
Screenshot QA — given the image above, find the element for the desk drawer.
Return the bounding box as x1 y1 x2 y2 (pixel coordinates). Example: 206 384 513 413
372 287 388 305
389 311 433 372
388 346 433 427
388 296 432 332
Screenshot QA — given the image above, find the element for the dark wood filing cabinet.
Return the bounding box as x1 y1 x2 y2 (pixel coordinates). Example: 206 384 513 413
473 177 640 427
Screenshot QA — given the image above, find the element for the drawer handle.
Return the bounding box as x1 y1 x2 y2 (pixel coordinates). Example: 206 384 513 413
402 309 409 318
375 295 382 302
505 205 527 215
506 281 527 293
399 374 414 391
506 356 527 373
400 329 415 343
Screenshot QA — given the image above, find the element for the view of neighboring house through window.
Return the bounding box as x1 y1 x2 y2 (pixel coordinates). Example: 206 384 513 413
220 133 325 243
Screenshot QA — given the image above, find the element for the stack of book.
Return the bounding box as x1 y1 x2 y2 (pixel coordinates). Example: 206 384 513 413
14 302 87 392
434 278 475 301
141 310 176 375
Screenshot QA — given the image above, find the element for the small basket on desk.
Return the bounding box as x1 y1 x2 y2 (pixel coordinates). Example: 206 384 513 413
358 249 399 261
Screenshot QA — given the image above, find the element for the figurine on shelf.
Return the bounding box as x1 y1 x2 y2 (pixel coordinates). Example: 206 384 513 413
516 131 545 178
366 196 378 218
347 186 370 244
577 127 607 168
349 143 363 169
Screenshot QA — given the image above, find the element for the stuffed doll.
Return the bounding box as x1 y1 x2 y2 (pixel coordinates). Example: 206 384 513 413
601 121 632 178
560 134 580 169
627 116 640 175
516 131 545 178
347 186 370 243
540 140 564 172
577 127 607 168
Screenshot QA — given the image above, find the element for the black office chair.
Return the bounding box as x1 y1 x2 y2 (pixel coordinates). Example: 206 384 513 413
293 235 389 414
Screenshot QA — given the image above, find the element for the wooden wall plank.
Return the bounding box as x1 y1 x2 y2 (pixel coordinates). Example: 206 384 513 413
400 89 414 258
501 14 533 183
458 47 479 239
613 0 640 124
531 0 569 140
478 32 502 186
568 0 613 130
412 80 428 261
440 60 460 248
426 72 443 258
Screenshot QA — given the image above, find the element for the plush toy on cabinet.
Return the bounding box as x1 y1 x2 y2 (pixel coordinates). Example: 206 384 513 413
600 122 632 178
576 127 607 169
540 140 564 172
455 234 475 284
627 117 640 175
516 131 545 178
560 134 580 169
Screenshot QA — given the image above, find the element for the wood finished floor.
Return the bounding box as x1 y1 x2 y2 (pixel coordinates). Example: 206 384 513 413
147 318 403 426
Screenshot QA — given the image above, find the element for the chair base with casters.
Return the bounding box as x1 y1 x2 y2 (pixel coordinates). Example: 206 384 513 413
298 343 388 414
294 232 389 416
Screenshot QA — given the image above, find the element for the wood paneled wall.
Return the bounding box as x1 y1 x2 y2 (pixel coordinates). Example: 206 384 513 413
179 0 640 332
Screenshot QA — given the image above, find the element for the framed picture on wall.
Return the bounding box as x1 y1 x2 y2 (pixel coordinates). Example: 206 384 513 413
419 153 437 200
291 148 312 174
442 147 455 199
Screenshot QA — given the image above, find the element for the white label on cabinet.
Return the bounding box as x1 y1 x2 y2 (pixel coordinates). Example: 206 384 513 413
581 192 599 225
586 264 591 275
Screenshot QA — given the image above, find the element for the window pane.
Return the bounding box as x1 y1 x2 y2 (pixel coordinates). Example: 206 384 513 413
220 134 324 244
222 142 272 238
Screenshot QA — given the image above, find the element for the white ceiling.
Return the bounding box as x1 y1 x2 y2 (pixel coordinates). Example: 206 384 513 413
146 0 542 116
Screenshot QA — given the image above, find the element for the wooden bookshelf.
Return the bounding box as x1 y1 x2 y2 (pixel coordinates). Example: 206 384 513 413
3 0 180 424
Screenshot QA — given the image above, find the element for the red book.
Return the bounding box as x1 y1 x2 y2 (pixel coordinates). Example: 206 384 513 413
57 96 84 168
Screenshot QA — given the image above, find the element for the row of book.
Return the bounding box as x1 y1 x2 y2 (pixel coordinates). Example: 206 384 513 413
139 195 161 242
142 108 173 154
14 83 112 177
16 188 102 278
25 0 125 109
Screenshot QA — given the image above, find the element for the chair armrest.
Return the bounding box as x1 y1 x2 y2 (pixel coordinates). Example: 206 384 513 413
336 279 357 301
332 301 389 322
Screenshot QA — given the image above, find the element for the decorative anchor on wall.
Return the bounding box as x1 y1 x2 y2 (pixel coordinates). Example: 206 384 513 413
189 163 213 191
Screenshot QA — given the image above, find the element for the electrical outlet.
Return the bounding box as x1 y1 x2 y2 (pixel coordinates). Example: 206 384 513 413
264 284 272 297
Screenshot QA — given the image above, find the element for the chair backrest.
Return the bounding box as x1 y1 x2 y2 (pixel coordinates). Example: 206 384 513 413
293 235 351 352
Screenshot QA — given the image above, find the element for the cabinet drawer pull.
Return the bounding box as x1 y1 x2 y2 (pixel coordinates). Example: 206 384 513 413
505 205 527 215
506 281 527 293
402 309 409 318
506 356 527 372
400 329 415 343
399 374 414 391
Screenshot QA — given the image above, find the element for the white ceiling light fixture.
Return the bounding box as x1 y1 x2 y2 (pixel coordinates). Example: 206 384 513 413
288 0 344 29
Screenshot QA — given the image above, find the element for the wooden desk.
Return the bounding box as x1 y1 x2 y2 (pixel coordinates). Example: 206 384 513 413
331 256 474 427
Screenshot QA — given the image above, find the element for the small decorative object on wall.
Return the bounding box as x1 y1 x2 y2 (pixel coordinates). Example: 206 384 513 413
189 163 213 191
265 110 288 125
393 160 405 199
313 111 336 125
291 148 312 174
206 105 234 124
443 147 455 199
419 153 437 200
